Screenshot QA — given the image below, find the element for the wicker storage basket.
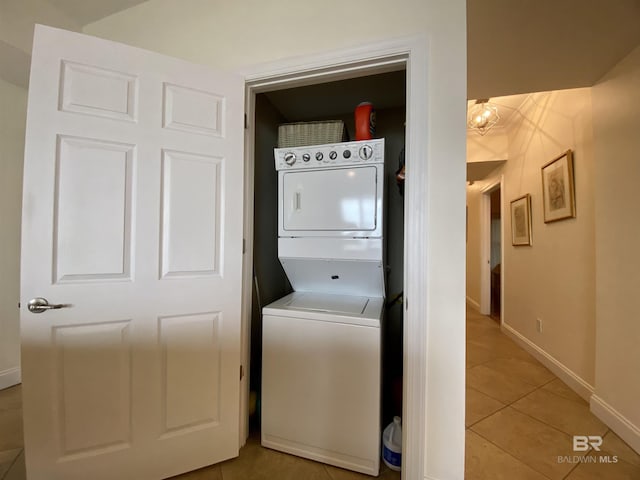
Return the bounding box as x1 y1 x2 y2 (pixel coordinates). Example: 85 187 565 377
277 120 347 148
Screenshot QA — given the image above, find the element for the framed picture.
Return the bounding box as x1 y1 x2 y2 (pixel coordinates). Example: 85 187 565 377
510 194 532 246
541 150 576 222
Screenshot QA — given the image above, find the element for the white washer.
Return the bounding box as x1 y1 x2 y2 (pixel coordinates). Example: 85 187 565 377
261 292 382 476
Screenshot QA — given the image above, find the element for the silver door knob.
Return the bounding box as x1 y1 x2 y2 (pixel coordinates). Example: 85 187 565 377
27 297 69 314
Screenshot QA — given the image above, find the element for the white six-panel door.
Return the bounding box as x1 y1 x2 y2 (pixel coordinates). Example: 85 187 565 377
20 25 244 480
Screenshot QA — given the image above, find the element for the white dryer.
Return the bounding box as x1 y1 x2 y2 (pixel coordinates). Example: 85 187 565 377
261 139 385 476
276 138 385 297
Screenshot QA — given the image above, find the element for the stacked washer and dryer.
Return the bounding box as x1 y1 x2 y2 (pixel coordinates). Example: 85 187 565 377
261 138 386 476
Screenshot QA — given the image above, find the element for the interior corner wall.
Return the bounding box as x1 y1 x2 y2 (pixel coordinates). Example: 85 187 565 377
250 94 290 403
592 45 640 451
501 89 596 388
0 77 27 389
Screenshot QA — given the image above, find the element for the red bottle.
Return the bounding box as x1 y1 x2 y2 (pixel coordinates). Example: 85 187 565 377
355 102 376 140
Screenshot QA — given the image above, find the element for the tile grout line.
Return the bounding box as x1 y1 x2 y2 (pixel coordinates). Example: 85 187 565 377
469 361 557 390
560 445 598 480
561 459 582 479
465 375 548 407
468 429 555 480
509 381 607 440
466 402 511 429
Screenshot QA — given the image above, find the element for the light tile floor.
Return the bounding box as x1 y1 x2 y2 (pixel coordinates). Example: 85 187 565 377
1 308 638 479
465 306 640 480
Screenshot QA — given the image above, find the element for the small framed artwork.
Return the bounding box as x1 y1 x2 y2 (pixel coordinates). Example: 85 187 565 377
541 150 576 222
510 194 532 246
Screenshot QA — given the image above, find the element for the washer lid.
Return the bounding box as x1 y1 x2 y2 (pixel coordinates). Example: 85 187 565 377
262 292 384 327
283 292 369 315
279 257 385 297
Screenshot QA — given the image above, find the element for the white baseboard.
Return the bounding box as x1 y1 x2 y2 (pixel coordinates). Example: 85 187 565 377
0 367 21 390
466 296 480 311
591 395 640 454
501 323 594 401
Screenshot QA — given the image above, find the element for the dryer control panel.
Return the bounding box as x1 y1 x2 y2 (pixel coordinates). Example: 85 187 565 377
275 138 384 170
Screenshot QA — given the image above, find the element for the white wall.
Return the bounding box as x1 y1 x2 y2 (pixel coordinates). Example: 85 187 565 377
592 45 640 452
466 182 486 308
0 77 27 389
0 0 81 87
502 89 596 386
467 129 508 164
85 2 467 478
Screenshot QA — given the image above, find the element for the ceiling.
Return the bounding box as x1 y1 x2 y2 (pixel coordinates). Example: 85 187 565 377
1 0 638 175
2 0 638 100
467 0 640 99
45 0 148 25
3 0 639 99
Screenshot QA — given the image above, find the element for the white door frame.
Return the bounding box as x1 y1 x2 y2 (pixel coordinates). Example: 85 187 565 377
480 176 504 320
238 35 435 480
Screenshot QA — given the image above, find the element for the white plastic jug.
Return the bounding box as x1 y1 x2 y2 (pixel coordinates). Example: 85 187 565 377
382 416 402 471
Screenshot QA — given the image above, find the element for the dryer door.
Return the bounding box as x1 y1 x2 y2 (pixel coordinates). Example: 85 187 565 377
279 165 381 237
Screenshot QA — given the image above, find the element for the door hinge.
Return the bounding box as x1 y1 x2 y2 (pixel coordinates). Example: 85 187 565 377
405 297 408 311
242 238 246 254
240 365 244 381
244 113 248 129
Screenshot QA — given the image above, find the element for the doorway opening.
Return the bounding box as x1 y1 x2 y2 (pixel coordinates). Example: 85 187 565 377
480 179 503 323
489 186 501 322
240 37 444 479
246 68 407 459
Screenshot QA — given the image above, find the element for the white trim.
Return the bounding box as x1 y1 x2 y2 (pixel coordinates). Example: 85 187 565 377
590 395 640 454
238 88 257 448
466 296 480 311
501 323 594 401
239 34 435 480
239 35 412 89
499 175 505 324
0 367 21 390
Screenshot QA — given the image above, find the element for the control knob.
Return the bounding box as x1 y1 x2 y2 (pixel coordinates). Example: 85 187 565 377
302 153 311 162
329 151 337 160
359 144 373 160
284 152 296 166
343 150 352 159
315 152 324 161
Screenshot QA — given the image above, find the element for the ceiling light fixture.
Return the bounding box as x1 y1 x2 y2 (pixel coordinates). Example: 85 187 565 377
467 99 500 136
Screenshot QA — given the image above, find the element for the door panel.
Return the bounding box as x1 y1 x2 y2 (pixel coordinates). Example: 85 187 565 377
59 60 138 122
21 25 243 480
160 150 221 278
160 312 221 434
54 320 132 456
54 136 134 282
163 83 224 136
